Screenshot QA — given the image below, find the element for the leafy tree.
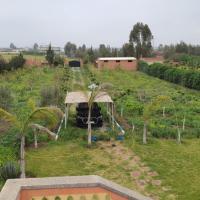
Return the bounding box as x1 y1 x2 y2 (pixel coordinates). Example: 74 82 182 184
54 55 64 66
64 42 77 57
87 47 96 63
46 44 55 65
175 41 188 54
33 43 39 50
122 43 135 57
9 53 26 70
129 22 153 58
10 43 16 49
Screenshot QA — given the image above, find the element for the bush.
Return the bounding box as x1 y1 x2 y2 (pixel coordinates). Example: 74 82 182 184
0 162 20 181
0 56 8 72
40 86 60 106
67 196 74 200
54 56 64 66
9 53 26 70
138 61 200 90
0 86 13 110
54 196 61 200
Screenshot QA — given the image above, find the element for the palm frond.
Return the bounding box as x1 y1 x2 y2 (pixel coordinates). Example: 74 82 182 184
23 107 64 133
30 123 57 139
0 108 17 124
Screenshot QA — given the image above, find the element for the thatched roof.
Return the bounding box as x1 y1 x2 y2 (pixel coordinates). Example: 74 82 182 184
65 91 113 104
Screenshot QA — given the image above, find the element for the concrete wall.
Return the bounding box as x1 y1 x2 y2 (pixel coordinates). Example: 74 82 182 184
97 60 137 70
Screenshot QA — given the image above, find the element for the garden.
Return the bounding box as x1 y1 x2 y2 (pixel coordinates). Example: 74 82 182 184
1 59 200 199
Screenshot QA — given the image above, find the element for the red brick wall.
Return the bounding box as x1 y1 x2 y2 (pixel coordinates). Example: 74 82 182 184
97 60 138 70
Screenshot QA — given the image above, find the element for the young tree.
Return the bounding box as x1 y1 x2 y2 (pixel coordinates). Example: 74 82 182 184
46 44 55 65
0 106 63 178
129 22 153 59
64 42 77 57
122 43 135 57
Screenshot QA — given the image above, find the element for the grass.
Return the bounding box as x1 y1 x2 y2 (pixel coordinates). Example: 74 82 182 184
0 53 45 61
127 138 200 200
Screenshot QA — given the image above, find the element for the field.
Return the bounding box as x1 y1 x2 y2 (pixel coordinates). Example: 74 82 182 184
1 63 200 200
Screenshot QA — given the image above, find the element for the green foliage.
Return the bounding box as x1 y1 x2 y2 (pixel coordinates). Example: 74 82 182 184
40 86 60 106
9 53 26 70
105 194 111 200
138 61 200 90
54 196 61 200
91 194 99 200
67 195 74 200
0 162 20 181
46 44 55 65
54 55 64 66
42 197 48 200
129 22 153 58
0 86 13 110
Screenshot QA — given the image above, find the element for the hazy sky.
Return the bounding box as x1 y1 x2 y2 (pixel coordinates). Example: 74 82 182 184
0 0 200 48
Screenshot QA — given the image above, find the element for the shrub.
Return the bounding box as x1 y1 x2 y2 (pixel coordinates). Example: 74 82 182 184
9 53 26 70
0 56 8 72
40 86 60 106
0 162 20 181
54 196 61 200
92 194 99 200
42 197 48 200
80 195 86 200
0 86 13 110
67 196 74 200
54 55 64 66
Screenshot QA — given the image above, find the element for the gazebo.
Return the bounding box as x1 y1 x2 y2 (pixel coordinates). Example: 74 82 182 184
64 91 114 129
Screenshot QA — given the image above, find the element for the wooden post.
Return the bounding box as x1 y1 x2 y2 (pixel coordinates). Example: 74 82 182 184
34 132 38 149
65 104 69 129
111 103 114 130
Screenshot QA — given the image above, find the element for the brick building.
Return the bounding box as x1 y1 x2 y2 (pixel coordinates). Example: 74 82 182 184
96 57 137 70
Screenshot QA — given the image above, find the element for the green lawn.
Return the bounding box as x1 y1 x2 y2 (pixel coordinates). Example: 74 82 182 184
127 138 200 200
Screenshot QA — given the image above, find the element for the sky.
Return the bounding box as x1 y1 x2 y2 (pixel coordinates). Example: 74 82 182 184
0 0 200 48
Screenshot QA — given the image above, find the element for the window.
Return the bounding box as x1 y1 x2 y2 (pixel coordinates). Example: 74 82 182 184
116 60 120 63
128 60 133 62
104 60 108 63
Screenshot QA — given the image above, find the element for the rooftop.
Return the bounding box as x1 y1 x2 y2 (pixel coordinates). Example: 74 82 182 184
97 57 136 61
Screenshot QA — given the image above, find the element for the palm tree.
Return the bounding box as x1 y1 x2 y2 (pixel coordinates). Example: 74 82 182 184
87 83 112 146
0 106 63 178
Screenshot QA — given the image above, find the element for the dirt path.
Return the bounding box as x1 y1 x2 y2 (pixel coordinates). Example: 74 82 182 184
98 141 175 200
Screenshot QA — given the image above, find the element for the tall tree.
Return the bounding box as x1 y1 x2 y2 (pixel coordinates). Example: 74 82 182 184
122 43 135 57
46 44 55 65
64 42 77 57
33 43 39 51
10 43 16 49
129 22 153 59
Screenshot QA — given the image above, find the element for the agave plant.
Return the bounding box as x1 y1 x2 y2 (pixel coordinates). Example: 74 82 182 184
0 162 20 181
0 106 63 178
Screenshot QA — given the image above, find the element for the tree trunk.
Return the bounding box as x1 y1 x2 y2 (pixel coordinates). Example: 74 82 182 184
34 132 38 149
87 106 92 146
163 107 166 117
182 116 186 131
20 135 26 178
177 128 181 144
143 121 147 144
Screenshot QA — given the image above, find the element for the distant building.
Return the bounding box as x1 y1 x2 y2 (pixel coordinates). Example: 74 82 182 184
96 57 137 70
39 45 61 54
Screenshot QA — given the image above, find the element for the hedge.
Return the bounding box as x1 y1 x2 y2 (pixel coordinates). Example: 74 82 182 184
138 61 200 90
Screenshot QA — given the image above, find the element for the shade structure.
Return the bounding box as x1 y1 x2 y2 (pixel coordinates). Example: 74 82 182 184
65 91 113 104
64 91 114 129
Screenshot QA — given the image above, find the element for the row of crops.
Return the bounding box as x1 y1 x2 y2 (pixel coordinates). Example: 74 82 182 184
87 66 200 140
